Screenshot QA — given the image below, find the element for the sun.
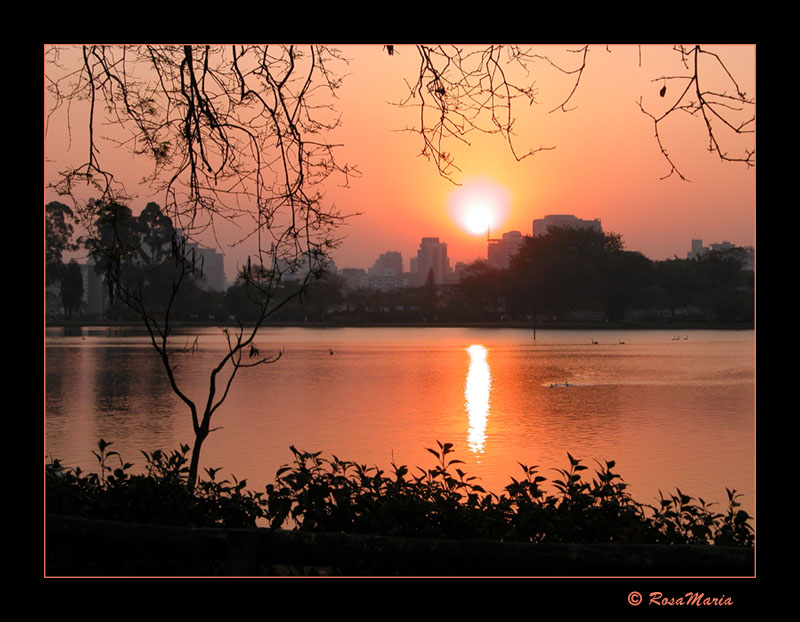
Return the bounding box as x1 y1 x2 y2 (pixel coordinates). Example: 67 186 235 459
447 178 511 237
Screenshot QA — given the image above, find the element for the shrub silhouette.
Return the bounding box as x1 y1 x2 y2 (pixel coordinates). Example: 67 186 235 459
47 439 753 547
265 441 753 546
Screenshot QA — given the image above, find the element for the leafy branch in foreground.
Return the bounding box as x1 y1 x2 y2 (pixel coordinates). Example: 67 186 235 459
266 441 753 546
46 439 753 547
46 440 265 528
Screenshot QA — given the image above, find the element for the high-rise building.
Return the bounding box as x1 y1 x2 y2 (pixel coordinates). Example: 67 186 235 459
368 251 403 277
272 252 337 284
487 230 524 270
174 229 227 291
688 238 740 259
451 261 469 283
339 267 368 290
532 214 602 237
196 247 226 291
184 242 227 291
413 237 450 286
82 259 105 314
687 239 755 271
688 238 706 259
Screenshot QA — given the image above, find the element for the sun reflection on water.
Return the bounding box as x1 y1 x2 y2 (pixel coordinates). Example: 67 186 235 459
465 344 492 454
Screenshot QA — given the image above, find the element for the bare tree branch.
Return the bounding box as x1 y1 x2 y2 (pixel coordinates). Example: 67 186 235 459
638 44 755 181
536 45 590 114
87 207 320 487
388 44 753 184
391 45 556 182
46 44 359 263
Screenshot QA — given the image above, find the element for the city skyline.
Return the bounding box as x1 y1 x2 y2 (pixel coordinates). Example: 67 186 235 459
45 44 755 283
337 226 753 278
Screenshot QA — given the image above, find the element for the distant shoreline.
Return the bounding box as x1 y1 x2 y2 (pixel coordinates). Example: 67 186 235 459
46 320 754 331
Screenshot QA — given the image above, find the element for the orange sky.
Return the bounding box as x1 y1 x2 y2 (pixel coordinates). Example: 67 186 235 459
45 44 756 280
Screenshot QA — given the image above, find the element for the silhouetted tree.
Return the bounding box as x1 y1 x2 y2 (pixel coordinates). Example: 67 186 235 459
60 260 84 319
653 258 705 319
83 199 186 320
45 201 78 270
457 260 508 321
138 202 177 266
46 45 754 223
597 250 652 321
395 45 554 180
294 272 345 321
693 247 753 322
509 227 625 319
46 201 81 317
420 268 438 320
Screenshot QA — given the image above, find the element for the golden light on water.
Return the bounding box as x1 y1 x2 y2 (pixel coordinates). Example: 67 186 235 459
465 344 492 454
46 328 755 521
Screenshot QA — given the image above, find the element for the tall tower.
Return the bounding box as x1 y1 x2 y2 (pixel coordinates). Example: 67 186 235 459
487 231 524 269
415 237 450 285
369 251 403 276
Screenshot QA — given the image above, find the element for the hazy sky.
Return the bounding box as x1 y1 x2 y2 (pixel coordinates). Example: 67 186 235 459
45 44 756 280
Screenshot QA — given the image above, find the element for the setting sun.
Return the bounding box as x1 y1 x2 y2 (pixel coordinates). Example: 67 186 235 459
447 178 512 237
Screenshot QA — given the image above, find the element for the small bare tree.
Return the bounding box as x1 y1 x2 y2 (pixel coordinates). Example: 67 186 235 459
84 198 330 487
130 243 326 489
47 44 355 486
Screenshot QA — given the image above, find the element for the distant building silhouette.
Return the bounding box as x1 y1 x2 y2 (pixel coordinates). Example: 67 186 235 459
272 252 336 284
173 230 227 291
487 230 524 269
82 259 105 314
532 214 602 237
369 251 403 277
197 247 226 291
687 238 740 259
451 261 469 283
338 265 411 291
687 238 707 259
412 237 450 286
368 274 412 291
339 267 367 290
45 258 113 317
183 241 227 291
687 238 755 271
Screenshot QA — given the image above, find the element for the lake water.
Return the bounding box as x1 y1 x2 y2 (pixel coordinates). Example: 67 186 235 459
45 326 755 518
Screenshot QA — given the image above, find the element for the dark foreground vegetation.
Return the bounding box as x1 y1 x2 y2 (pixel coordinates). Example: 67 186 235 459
46 440 754 576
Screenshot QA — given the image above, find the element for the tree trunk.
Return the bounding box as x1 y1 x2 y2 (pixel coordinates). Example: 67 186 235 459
188 429 209 489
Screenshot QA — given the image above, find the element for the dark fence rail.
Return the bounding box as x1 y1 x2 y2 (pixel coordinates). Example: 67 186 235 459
46 515 755 577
